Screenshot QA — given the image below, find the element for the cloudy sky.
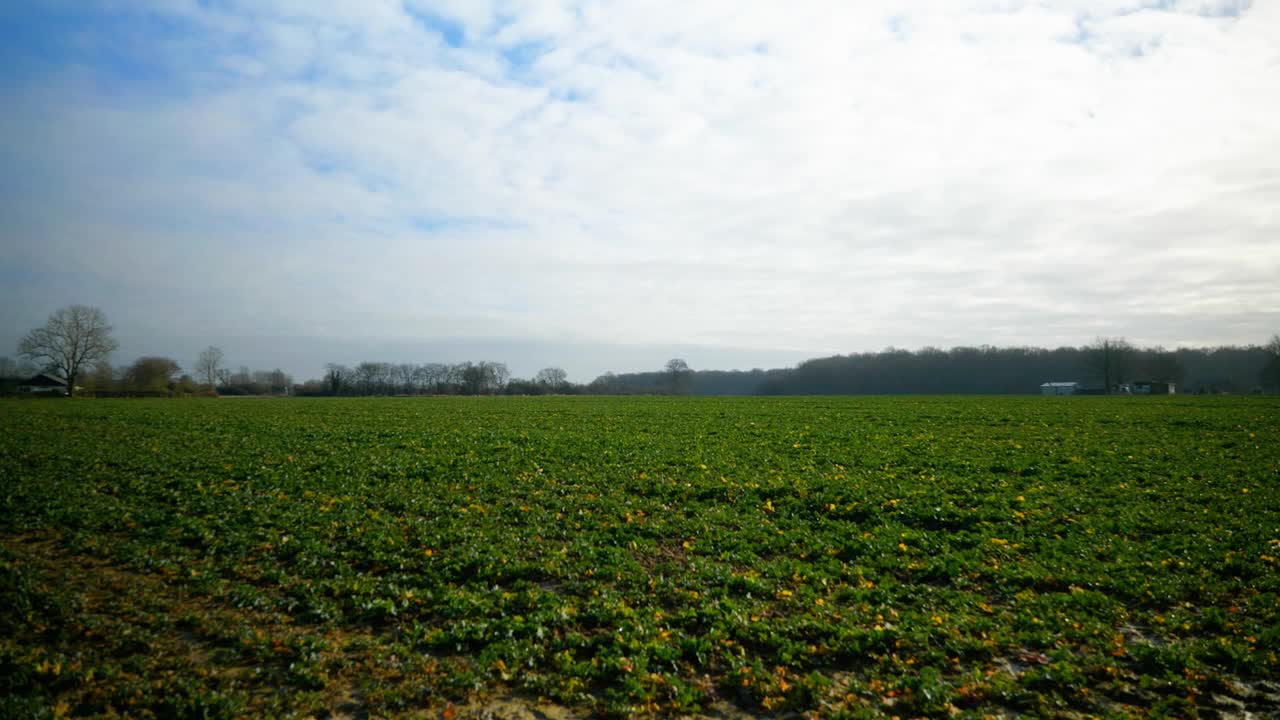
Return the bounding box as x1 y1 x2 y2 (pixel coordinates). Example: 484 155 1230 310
1 0 1277 382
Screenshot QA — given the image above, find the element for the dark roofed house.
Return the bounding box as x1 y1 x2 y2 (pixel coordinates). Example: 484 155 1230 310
17 373 68 395
1129 381 1176 395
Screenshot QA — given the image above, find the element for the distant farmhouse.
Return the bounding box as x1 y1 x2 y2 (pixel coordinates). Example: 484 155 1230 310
1040 381 1080 396
16 373 69 395
1127 381 1176 395
1040 380 1176 396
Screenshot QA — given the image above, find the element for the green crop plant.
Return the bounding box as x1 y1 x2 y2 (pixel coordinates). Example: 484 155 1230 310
1 395 1277 717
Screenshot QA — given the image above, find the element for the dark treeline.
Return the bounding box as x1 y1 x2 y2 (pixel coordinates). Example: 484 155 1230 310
597 343 1280 396
214 367 294 396
762 345 1273 395
300 341 1279 398
297 361 594 396
9 303 1278 398
589 368 790 396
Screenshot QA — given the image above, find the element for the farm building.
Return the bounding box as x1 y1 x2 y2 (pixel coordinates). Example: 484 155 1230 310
1040 381 1080 396
16 373 68 395
1129 381 1176 395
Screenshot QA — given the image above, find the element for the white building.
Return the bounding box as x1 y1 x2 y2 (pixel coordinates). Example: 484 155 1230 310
1040 381 1080 396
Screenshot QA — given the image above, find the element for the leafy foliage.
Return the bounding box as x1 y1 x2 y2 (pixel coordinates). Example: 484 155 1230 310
1 396 1277 717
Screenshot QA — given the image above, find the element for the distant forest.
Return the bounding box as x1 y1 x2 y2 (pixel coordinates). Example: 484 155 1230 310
596 344 1279 396
7 305 1280 398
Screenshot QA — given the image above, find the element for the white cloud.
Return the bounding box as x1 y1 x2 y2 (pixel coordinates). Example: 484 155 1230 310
1 0 1277 379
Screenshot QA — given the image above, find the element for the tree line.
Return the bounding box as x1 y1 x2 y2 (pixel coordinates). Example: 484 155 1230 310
600 341 1280 396
0 306 292 396
305 361 524 396
6 305 1280 397
0 350 294 397
302 358 696 397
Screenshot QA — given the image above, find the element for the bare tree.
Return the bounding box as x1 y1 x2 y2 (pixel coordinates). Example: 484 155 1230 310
484 361 510 393
355 362 394 394
195 346 224 391
416 362 446 393
324 364 351 395
395 363 416 394
355 362 378 394
457 362 482 395
458 361 509 395
18 305 118 396
589 371 618 394
665 358 692 394
411 364 432 393
444 363 464 393
268 369 291 394
1083 337 1134 393
535 367 568 391
1263 334 1280 393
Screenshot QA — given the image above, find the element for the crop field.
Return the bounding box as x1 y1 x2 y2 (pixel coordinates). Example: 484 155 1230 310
2 396 1279 719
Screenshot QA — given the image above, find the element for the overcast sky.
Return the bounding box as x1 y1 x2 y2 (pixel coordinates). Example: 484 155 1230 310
1 1 1277 382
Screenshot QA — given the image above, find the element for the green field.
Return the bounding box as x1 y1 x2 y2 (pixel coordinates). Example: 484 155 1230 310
2 396 1278 718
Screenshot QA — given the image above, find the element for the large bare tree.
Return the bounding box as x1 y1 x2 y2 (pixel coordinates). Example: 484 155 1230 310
535 367 568 391
324 364 351 395
195 346 224 390
18 305 118 396
1082 337 1134 393
664 358 692 394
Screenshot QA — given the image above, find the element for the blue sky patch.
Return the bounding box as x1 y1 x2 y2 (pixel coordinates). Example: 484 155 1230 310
403 6 466 48
551 86 589 103
410 215 522 233
0 4 242 95
502 41 552 75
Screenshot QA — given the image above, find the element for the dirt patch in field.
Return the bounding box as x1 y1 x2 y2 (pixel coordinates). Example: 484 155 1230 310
447 693 579 720
2 531 388 717
2 531 602 720
1198 679 1280 720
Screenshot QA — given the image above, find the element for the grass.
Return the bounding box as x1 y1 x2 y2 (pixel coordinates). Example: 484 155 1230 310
1 395 1278 718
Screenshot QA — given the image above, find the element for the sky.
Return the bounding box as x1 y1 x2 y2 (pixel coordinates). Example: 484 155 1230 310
1 0 1277 383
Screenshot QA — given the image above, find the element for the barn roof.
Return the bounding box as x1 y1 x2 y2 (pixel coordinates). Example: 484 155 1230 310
21 373 67 387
